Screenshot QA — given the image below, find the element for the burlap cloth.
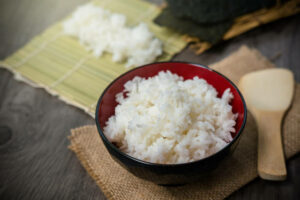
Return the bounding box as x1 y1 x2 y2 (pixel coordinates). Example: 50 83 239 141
68 46 300 200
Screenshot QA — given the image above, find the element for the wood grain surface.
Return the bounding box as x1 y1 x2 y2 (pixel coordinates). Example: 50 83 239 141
0 0 299 199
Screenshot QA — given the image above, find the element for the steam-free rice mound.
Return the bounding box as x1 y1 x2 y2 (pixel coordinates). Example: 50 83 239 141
104 71 237 164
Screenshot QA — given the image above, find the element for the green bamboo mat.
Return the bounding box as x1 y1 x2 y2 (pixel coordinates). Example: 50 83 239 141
0 0 187 116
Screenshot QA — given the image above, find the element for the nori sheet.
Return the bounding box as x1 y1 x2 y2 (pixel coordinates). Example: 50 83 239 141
154 8 232 44
166 0 279 23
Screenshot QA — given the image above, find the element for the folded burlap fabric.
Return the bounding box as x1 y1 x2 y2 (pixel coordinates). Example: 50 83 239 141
68 46 300 200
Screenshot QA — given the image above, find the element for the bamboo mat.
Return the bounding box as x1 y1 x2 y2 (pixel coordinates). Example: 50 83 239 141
0 0 187 116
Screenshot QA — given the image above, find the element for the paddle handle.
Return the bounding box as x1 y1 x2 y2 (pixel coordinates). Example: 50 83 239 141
255 110 287 181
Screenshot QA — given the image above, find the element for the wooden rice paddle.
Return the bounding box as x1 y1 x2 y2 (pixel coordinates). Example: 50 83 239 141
239 69 294 181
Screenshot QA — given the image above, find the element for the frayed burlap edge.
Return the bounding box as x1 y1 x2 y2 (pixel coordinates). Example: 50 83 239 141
69 126 115 200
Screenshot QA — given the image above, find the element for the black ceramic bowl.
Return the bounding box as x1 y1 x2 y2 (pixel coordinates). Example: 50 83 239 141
95 62 247 185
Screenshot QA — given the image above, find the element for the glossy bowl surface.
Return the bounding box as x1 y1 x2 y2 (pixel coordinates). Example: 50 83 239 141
95 62 247 185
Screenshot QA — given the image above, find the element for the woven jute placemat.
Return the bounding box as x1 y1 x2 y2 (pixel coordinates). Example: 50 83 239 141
69 46 300 200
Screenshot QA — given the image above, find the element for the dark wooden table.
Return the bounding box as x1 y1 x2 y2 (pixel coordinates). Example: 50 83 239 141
0 0 299 199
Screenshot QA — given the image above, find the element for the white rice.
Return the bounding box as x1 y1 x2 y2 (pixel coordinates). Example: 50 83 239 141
104 71 237 164
63 3 163 68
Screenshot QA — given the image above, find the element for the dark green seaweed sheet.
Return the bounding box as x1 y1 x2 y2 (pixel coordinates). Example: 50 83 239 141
166 0 279 24
154 8 232 44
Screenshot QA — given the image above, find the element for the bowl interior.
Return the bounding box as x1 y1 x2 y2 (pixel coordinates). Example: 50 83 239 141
97 62 246 139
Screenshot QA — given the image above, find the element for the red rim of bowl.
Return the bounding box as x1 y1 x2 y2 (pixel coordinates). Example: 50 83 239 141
95 61 247 167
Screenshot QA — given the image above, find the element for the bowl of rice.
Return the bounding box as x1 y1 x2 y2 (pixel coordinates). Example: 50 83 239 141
95 62 247 185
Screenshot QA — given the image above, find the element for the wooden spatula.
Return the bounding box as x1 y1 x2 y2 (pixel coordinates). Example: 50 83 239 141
239 68 294 181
